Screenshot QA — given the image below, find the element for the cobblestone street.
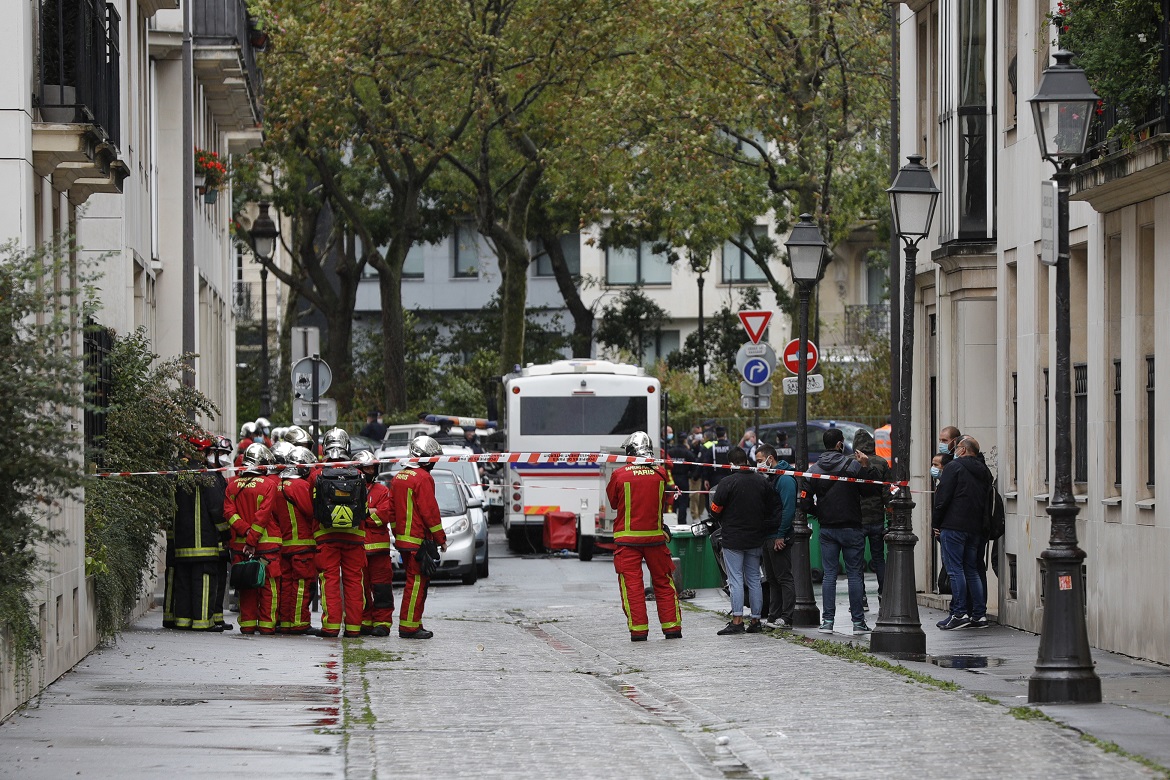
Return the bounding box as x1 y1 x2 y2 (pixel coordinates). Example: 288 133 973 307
2 528 1166 778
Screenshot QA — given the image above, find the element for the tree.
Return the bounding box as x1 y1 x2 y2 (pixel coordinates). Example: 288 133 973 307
669 287 764 379
0 241 88 675
256 0 477 414
595 287 669 363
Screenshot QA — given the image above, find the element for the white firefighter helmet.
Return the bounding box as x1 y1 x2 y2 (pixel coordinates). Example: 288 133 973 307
323 427 350 452
622 431 654 459
352 449 378 480
271 440 296 464
408 435 443 459
283 425 312 447
240 421 258 440
255 417 272 435
241 443 275 471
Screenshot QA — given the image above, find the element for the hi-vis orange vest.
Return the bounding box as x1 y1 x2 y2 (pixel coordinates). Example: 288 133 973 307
875 424 892 461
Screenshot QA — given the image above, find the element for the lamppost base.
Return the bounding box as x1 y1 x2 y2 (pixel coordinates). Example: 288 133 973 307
790 511 820 627
1028 673 1102 705
870 494 925 657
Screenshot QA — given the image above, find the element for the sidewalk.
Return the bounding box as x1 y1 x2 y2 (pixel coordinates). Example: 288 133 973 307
691 574 1170 773
0 616 344 779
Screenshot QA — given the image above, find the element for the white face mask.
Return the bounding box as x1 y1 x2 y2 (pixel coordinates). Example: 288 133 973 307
930 466 941 479
218 454 231 468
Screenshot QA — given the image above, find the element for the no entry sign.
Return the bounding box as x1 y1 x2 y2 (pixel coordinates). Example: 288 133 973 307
782 338 819 375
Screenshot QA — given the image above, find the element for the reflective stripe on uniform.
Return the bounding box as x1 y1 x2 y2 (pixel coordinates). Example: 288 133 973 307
617 575 648 633
175 547 220 558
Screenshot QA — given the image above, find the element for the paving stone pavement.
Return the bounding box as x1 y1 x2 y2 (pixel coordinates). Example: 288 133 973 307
1 529 1164 779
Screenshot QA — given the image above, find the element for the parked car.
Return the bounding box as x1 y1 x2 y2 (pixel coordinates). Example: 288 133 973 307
348 434 380 454
385 468 479 585
755 420 875 466
454 474 489 579
376 444 487 507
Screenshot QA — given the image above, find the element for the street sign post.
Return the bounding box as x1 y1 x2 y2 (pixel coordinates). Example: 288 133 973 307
292 356 332 398
293 398 338 426
782 374 825 395
1040 180 1058 266
291 327 321 364
736 342 776 372
782 338 819 375
737 310 773 344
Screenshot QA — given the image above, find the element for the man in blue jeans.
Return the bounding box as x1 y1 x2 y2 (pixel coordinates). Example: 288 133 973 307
803 428 882 635
932 435 993 629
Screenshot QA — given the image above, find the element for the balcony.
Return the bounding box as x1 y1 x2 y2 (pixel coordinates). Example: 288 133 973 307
232 281 255 320
33 0 127 204
193 0 264 130
1068 6 1170 212
842 304 889 345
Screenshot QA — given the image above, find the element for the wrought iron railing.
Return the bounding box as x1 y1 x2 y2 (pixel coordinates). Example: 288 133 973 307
37 0 121 147
842 304 890 344
193 0 263 122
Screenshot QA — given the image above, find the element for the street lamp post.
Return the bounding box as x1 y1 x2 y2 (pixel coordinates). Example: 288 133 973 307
785 214 830 626
1027 50 1102 704
870 155 939 656
250 202 279 420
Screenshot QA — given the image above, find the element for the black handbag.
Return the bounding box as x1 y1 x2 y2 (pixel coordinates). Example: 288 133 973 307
230 557 267 589
415 539 441 578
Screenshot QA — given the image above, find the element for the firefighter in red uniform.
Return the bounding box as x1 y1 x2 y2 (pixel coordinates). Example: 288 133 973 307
607 431 682 641
314 428 368 638
355 450 395 637
391 435 447 639
223 443 281 635
277 446 319 634
167 436 226 631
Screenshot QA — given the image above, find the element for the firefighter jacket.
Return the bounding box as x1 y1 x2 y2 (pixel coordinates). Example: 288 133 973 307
224 473 280 554
172 476 224 561
278 477 318 554
390 467 446 552
606 464 669 546
364 481 393 555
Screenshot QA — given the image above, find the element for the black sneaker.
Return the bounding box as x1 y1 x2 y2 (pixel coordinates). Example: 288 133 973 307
631 634 648 642
745 619 764 634
400 628 434 639
370 626 390 637
967 616 990 629
717 621 746 636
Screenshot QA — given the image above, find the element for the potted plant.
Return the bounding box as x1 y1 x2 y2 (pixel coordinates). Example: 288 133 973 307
194 147 228 194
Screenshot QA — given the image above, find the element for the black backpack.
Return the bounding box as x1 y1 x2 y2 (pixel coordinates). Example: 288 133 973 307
313 467 369 530
983 477 1006 540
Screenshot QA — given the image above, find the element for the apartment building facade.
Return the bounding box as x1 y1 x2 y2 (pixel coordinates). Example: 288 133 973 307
897 0 1170 663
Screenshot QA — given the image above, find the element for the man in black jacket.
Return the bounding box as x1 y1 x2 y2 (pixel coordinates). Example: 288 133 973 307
932 435 993 629
710 448 780 635
700 426 733 494
805 428 881 635
667 432 693 525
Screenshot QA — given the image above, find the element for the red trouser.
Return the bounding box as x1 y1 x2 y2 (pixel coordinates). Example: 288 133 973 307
316 542 366 636
614 543 681 637
278 551 317 632
233 552 281 634
398 551 431 633
362 553 395 630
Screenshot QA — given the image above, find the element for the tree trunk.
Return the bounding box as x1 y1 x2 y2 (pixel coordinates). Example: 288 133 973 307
377 241 408 414
498 246 529 378
541 232 593 358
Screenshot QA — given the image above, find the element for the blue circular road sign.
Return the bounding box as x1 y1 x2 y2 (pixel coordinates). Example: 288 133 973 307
742 357 772 387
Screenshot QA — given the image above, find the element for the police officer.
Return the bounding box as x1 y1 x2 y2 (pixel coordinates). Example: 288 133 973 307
391 436 447 639
701 426 733 496
607 431 682 641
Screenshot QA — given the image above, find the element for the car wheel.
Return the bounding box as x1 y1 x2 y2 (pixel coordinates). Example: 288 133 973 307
477 545 489 579
577 533 595 562
461 567 479 585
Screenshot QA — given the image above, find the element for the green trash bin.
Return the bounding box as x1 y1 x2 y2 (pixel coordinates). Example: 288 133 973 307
807 517 875 584
667 526 724 590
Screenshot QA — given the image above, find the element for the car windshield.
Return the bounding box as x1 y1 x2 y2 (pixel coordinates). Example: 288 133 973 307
430 471 465 516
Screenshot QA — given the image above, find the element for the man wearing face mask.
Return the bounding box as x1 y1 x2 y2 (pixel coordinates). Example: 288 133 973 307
932 436 993 629
937 425 962 457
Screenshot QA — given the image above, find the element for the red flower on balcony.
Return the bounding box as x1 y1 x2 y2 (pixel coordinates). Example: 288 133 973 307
194 148 228 190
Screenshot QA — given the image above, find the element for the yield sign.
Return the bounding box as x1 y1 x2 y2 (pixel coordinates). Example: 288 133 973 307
737 310 772 344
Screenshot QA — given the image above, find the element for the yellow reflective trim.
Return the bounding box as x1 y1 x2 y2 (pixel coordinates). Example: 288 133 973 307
401 575 423 628
623 482 631 529
195 490 203 551
427 523 443 534
365 543 391 551
397 533 423 546
175 547 220 558
614 529 663 538
283 537 316 547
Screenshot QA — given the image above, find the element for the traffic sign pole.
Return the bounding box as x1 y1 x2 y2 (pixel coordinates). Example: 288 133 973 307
311 354 320 449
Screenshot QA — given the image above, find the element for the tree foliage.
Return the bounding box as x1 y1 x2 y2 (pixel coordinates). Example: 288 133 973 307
595 287 669 364
0 241 88 676
85 329 218 641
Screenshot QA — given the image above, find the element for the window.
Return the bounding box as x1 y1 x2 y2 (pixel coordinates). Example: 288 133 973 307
404 243 425 279
643 330 680 365
1074 364 1087 484
519 396 649 436
1114 359 1123 488
1148 356 1156 488
1004 0 1018 130
917 5 940 166
606 241 671 286
453 222 479 278
535 234 581 277
83 319 113 467
721 226 768 283
1012 372 1018 487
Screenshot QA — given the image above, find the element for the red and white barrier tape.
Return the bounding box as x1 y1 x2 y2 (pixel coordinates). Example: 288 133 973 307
93 451 910 489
